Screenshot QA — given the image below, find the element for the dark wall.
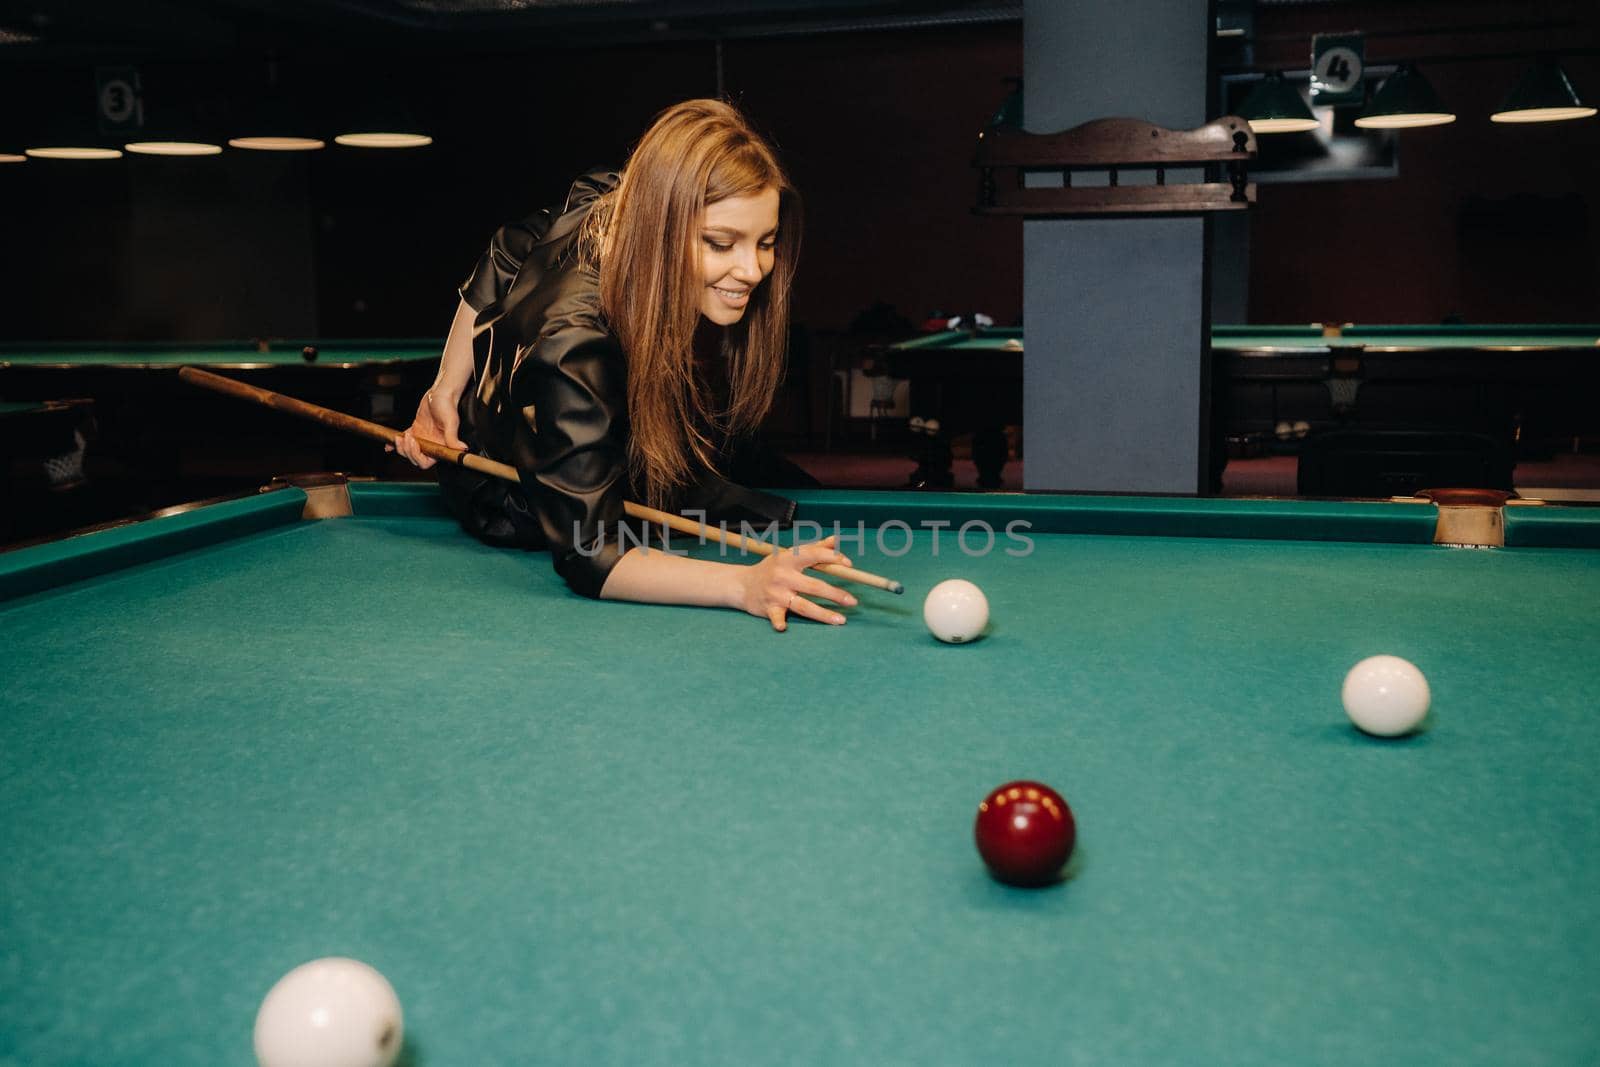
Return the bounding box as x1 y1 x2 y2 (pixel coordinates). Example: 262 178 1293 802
1 65 319 340
1247 54 1600 324
4 9 1596 342
727 29 1023 332
1244 2 1600 324
0 25 1024 342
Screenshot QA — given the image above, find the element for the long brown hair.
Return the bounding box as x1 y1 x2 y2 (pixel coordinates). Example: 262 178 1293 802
584 99 802 509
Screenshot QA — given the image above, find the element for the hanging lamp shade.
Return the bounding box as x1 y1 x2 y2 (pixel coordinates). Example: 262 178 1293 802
1355 63 1455 129
230 61 326 151
125 140 221 156
25 126 122 159
1238 72 1319 134
1491 60 1596 124
26 76 122 159
0 118 25 161
988 78 1023 130
335 130 432 148
335 122 432 149
124 79 223 157
334 88 431 148
0 126 24 164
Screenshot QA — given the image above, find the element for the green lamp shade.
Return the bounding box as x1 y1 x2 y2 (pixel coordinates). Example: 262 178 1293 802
334 131 432 148
124 123 223 156
230 94 324 151
1355 64 1455 129
230 63 326 151
335 95 431 149
230 134 325 151
24 146 121 159
1492 61 1596 124
123 74 224 156
125 141 222 156
26 79 124 159
988 81 1023 130
1238 72 1319 134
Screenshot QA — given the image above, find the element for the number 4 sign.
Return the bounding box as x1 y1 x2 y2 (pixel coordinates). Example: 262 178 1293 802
1311 34 1365 107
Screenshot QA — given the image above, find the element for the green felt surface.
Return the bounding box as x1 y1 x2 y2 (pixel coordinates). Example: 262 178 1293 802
1214 324 1600 350
3 487 1600 1065
0 339 440 368
895 325 1600 355
890 326 1025 352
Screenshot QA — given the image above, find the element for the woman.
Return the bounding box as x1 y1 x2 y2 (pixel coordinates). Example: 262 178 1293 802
392 99 853 632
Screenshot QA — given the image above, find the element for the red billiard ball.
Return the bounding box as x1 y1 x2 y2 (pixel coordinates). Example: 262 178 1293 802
301 345 319 363
974 780 1075 887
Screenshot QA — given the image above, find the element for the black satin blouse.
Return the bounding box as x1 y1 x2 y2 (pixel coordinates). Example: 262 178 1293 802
444 169 798 599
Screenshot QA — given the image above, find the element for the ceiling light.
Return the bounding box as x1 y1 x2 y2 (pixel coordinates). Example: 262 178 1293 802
1355 63 1455 129
1238 72 1320 134
1492 60 1596 124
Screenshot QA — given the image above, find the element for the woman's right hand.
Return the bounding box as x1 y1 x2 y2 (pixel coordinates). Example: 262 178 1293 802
736 534 858 632
389 389 468 469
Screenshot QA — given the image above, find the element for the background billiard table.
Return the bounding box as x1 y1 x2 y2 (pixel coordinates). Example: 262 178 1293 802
0 339 438 516
825 323 1600 493
3 480 1599 1064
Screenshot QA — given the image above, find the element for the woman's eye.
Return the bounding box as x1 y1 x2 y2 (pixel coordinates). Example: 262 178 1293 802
759 241 777 252
704 239 733 253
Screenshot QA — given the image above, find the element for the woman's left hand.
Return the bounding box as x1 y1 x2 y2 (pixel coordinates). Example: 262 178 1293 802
734 534 858 632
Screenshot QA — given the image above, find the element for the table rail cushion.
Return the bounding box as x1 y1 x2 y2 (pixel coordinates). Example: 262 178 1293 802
0 490 309 602
786 490 1441 544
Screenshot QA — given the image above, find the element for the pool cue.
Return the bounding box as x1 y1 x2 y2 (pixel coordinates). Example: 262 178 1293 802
178 366 903 594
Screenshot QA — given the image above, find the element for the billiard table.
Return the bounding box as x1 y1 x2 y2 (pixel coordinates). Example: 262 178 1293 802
3 479 1599 1065
1214 324 1600 450
0 339 438 501
0 398 97 541
829 324 1600 488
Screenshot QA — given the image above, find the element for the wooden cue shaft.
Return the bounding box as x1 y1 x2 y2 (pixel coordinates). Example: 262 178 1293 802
178 365 902 593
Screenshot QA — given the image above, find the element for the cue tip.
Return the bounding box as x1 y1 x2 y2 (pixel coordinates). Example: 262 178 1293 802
887 580 904 595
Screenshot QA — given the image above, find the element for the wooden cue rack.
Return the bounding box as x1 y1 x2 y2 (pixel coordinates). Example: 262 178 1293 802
974 116 1258 217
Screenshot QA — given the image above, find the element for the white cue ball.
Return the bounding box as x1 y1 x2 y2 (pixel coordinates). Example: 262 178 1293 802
923 578 989 644
1342 655 1431 737
254 957 403 1067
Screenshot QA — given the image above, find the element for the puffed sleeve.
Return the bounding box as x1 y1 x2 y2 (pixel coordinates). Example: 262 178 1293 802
491 282 639 599
458 209 553 314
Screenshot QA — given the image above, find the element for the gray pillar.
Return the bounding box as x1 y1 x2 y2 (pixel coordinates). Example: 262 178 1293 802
1023 0 1215 493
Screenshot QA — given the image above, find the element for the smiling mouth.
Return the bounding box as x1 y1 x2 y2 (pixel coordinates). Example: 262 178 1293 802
712 286 750 299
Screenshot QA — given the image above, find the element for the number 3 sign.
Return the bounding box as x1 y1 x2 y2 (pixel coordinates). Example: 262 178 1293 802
96 67 144 134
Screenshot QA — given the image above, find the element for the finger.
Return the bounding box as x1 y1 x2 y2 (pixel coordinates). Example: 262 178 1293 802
796 542 852 569
791 534 835 552
399 434 427 468
798 574 856 608
766 604 788 632
786 593 846 626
